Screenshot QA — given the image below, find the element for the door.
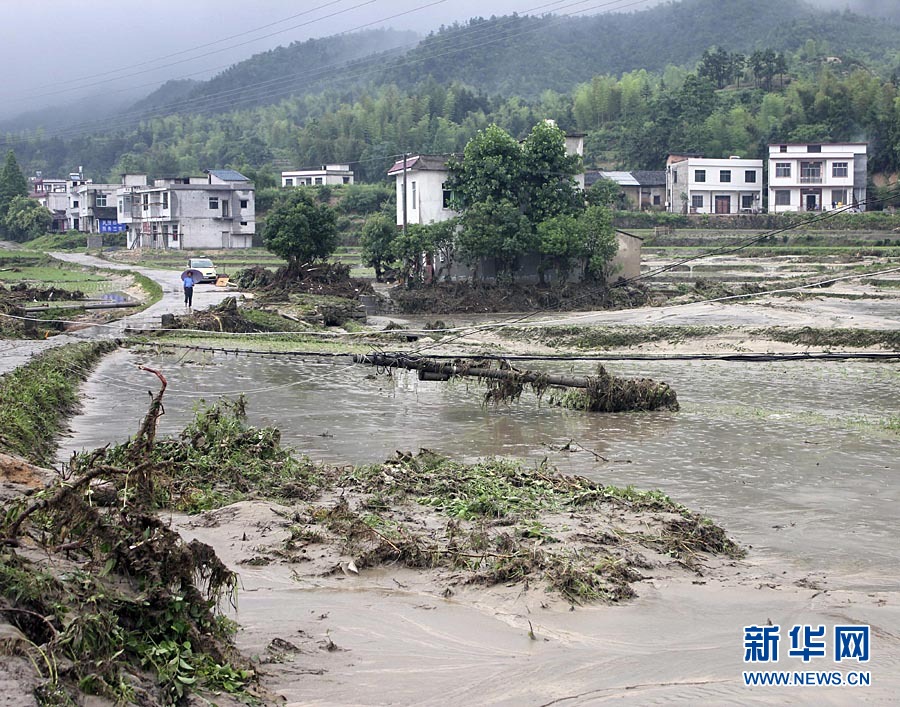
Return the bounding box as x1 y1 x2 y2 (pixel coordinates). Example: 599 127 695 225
221 231 232 248
805 193 818 211
715 195 731 214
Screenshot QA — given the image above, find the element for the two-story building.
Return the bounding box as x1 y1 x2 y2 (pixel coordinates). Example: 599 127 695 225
29 173 68 232
119 169 255 249
666 155 764 214
767 143 867 212
67 178 121 234
281 164 354 187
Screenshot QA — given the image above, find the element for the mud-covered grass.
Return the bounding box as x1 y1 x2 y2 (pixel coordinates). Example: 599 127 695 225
0 341 118 465
501 324 728 350
754 327 900 350
80 399 741 605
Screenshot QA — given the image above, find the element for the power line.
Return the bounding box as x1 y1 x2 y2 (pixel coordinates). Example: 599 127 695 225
0 0 652 147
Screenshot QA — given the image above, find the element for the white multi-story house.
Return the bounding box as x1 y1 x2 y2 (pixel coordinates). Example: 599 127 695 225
28 173 68 231
119 169 256 249
281 164 354 187
385 128 643 283
767 143 867 213
666 155 764 214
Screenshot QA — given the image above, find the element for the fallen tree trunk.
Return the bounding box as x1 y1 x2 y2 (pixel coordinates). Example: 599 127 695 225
353 353 679 412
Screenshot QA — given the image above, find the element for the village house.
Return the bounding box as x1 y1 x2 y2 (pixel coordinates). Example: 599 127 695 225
28 173 68 232
281 164 354 187
767 143 867 213
118 169 255 250
386 130 642 285
666 154 764 214
63 168 121 234
585 170 666 210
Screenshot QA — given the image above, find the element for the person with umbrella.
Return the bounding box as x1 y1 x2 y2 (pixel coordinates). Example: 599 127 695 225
181 268 203 308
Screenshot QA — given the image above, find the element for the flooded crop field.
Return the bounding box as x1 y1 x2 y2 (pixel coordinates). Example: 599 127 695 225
63 350 900 581
57 349 900 703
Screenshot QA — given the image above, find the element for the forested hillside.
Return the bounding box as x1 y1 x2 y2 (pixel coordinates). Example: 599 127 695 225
5 0 900 187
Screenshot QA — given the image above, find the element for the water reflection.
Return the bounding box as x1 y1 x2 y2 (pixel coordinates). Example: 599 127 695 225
61 350 900 583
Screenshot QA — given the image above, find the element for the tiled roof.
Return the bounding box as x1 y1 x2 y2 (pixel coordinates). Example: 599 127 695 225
207 169 250 182
632 170 666 186
387 154 452 176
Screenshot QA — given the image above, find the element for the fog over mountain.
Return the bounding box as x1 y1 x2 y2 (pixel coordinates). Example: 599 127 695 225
0 0 897 127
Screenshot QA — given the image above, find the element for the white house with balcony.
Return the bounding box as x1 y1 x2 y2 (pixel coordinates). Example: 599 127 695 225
666 155 764 214
281 164 354 187
119 169 255 249
67 181 121 234
767 143 867 213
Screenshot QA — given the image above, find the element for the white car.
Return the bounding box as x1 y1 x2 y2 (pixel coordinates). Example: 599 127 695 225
187 258 217 283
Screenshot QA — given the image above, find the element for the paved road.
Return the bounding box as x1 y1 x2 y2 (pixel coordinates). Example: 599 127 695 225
0 251 239 376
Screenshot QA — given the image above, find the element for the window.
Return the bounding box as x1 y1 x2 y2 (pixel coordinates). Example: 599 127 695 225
775 163 791 178
832 162 848 178
240 199 248 209
442 182 452 209
807 144 822 153
720 170 731 183
162 192 169 209
673 171 678 183
117 199 123 212
142 194 148 210
95 194 107 207
800 161 822 183
284 178 293 186
831 189 847 206
172 224 178 241
222 200 229 217
315 177 323 185
209 197 219 209
691 195 704 209
694 169 706 183
779 145 787 152
775 190 791 206
745 170 756 183
411 181 417 210
741 194 754 209
240 221 247 226
73 200 79 208
653 195 661 205
342 177 350 184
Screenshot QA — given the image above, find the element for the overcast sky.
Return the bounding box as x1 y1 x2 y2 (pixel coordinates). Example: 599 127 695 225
0 0 885 117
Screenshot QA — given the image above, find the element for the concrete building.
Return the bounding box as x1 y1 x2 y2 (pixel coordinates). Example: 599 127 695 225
67 178 121 234
119 169 255 250
387 155 456 228
28 174 68 232
666 155 764 214
767 143 867 213
386 132 639 285
585 170 666 210
281 164 354 187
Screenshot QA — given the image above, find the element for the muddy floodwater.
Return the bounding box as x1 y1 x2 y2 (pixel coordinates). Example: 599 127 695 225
59 349 900 703
61 349 900 582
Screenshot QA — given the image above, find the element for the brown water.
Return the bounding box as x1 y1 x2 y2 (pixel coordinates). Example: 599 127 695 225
60 350 900 704
61 350 900 585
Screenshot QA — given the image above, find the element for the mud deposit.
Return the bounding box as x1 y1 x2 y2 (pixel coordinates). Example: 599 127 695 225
59 350 900 704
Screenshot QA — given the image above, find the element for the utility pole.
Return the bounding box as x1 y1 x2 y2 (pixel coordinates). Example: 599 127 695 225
402 152 408 236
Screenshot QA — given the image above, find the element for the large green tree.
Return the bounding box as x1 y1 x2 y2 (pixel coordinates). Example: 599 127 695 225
263 189 338 271
0 150 28 228
3 196 52 242
359 212 397 282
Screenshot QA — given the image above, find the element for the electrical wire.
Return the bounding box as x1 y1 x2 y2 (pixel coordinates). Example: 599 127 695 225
0 0 653 147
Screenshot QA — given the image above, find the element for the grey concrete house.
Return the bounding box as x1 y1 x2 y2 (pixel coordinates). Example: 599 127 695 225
119 170 255 250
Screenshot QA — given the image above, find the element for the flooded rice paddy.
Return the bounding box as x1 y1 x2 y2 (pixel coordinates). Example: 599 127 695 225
61 349 900 586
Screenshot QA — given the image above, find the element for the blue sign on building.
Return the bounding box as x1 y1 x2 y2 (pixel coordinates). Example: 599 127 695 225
98 219 126 233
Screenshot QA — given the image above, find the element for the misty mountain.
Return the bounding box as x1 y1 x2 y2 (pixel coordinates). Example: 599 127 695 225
128 0 900 116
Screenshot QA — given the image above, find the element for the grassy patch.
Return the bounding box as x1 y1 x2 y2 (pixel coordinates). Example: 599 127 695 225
0 341 117 465
754 327 900 350
503 324 728 349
